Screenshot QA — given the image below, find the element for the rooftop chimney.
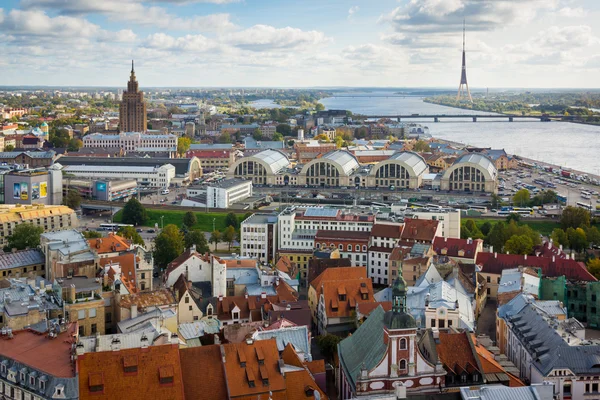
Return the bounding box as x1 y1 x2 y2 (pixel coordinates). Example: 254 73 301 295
261 292 267 299
524 254 527 260
131 304 138 319
552 255 556 263
494 252 497 259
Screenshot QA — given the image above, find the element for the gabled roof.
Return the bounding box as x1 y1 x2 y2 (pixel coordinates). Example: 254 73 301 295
0 249 44 270
401 218 439 242
165 249 207 277
88 233 131 254
281 344 328 400
433 237 482 258
370 223 403 239
100 252 138 293
179 345 227 400
338 306 388 392
275 256 293 274
436 331 482 375
471 334 525 387
78 344 185 400
253 325 310 357
118 289 176 311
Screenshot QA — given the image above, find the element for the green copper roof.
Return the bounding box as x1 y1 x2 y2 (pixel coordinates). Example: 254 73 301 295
338 305 388 392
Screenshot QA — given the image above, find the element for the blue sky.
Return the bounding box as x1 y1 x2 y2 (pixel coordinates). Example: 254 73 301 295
1 0 600 88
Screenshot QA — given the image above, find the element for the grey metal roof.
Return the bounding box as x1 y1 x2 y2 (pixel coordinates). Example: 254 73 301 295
387 151 428 176
498 269 539 296
57 156 197 176
453 153 497 179
77 329 160 352
250 149 290 174
338 305 388 392
189 143 233 150
0 249 44 271
459 385 551 400
253 326 311 359
321 150 359 175
178 319 221 339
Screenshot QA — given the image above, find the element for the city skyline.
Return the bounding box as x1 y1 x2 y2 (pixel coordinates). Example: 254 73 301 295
1 0 600 88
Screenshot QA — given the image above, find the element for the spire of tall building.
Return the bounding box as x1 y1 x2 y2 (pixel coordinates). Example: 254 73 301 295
120 61 147 133
457 19 473 103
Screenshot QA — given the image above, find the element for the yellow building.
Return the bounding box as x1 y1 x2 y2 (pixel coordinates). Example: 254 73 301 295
0 204 78 248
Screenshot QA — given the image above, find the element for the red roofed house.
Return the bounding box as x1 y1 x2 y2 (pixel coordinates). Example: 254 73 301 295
315 230 370 267
436 331 484 389
476 252 596 299
88 234 132 258
400 218 441 244
433 237 483 263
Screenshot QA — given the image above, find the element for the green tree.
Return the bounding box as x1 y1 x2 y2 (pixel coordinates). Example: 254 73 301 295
121 198 147 226
315 103 325 112
177 136 192 156
561 206 591 230
513 189 530 207
480 221 493 236
505 213 521 224
4 144 14 151
287 139 295 147
223 225 236 251
252 129 263 141
486 221 507 252
276 124 292 136
82 230 102 239
153 224 185 269
67 138 83 151
504 234 534 255
117 226 145 246
490 194 502 209
217 133 232 144
587 259 600 280
183 211 197 228
225 212 239 230
185 230 209 253
316 334 341 362
272 132 284 141
585 226 600 247
413 140 431 152
463 220 484 239
567 227 588 252
63 189 82 209
5 223 43 251
335 135 344 149
209 230 222 248
551 228 569 248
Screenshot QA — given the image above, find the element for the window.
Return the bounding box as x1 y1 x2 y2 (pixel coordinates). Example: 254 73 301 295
89 308 97 318
400 338 407 350
439 319 445 328
141 273 145 279
593 294 597 302
448 320 453 326
399 359 406 369
461 375 467 383
189 306 193 311
497 277 501 284
486 276 491 283
39 378 46 391
487 288 491 295
431 319 436 327
473 374 479 382
564 384 571 395
106 313 112 324
185 296 190 304
91 324 97 334
78 310 86 320
593 383 599 393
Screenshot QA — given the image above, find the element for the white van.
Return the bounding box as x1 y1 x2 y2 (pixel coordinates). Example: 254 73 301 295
161 188 170 195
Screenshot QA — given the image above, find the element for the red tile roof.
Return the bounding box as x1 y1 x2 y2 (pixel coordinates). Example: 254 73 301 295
433 237 482 259
275 256 292 274
314 230 371 241
436 331 482 375
78 344 185 400
471 334 525 387
533 240 568 259
312 267 374 319
88 234 131 254
281 344 328 400
370 223 403 239
357 301 392 317
475 252 597 281
179 345 228 400
100 253 137 293
400 218 439 243
0 324 77 378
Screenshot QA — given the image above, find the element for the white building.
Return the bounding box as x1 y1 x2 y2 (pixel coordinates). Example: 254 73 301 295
163 249 227 297
182 178 252 209
62 164 175 188
390 205 461 239
82 132 177 156
277 206 375 252
368 223 403 285
240 213 278 264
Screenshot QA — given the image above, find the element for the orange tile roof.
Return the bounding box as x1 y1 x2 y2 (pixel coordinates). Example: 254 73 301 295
222 257 258 269
223 339 286 399
471 334 525 387
281 344 328 400
305 360 326 375
275 256 292 274
311 267 374 319
309 266 367 295
118 289 176 311
179 345 228 400
357 301 392 317
100 253 137 293
88 233 131 254
436 332 481 375
78 344 185 400
371 223 403 239
0 324 77 378
401 218 439 243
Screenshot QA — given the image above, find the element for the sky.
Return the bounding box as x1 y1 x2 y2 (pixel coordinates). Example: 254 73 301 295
1 0 600 88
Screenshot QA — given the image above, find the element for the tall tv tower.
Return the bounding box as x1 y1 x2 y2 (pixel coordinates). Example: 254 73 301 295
457 19 473 103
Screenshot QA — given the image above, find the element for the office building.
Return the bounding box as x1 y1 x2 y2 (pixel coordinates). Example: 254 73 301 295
119 61 147 133
2 167 63 206
182 178 252 209
240 213 278 263
82 132 177 157
62 164 175 188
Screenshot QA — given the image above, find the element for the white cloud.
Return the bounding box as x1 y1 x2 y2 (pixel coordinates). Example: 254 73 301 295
222 25 329 52
558 7 585 18
21 0 237 32
348 6 359 20
142 32 217 52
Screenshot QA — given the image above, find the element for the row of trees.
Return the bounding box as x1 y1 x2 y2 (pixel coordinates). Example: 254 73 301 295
511 189 558 208
462 217 542 255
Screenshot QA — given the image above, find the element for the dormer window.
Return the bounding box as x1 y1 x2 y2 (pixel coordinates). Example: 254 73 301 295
39 376 47 391
232 311 239 320
1 360 7 375
19 368 26 382
338 294 346 301
53 384 66 399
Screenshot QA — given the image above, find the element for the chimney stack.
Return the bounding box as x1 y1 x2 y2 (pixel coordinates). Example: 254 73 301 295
131 304 138 319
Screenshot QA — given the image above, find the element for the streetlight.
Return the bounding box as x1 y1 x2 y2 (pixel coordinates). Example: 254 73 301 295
160 215 164 230
213 218 216 232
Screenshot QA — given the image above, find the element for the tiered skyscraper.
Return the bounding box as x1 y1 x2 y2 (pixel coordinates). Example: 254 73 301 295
119 60 147 132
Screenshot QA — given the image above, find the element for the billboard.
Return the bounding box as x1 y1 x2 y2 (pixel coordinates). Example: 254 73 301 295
40 182 47 198
96 182 107 192
20 182 28 200
32 183 40 200
13 183 20 199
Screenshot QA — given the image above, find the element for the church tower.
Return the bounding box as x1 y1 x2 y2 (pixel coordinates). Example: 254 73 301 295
119 60 148 133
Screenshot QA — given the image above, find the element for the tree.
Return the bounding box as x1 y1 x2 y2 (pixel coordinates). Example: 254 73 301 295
4 145 14 151
505 213 521 224
551 228 569 248
287 139 295 147
223 225 236 251
276 124 292 136
82 230 102 239
185 230 209 253
315 103 325 112
504 234 534 255
561 206 591 230
217 133 232 144
67 138 83 151
490 193 502 209
513 189 530 207
225 212 239 230
117 226 145 246
121 198 147 226
153 224 184 269
413 140 431 152
585 226 600 247
252 129 263 141
177 136 192 156
314 133 330 142
209 230 222 248
183 211 197 228
480 221 493 236
462 220 484 239
316 334 340 362
63 189 82 209
566 227 588 252
588 259 600 280
486 221 507 252
272 132 284 141
335 135 344 149
5 223 43 251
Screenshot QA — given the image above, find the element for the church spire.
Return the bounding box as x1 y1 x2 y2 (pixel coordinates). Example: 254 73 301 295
131 59 134 74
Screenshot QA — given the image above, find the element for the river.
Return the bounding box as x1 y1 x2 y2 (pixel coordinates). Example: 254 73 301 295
319 92 600 175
